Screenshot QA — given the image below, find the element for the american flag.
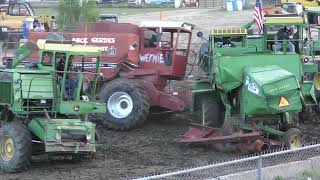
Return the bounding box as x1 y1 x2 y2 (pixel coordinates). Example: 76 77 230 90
254 0 264 34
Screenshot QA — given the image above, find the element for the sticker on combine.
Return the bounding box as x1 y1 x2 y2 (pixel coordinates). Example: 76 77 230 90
278 97 290 108
248 82 259 94
140 53 164 64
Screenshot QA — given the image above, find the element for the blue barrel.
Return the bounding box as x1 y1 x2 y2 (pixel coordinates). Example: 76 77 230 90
22 23 29 39
232 0 238 11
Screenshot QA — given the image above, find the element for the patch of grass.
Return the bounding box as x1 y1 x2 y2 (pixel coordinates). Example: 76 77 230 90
299 170 320 179
272 170 320 180
34 6 178 17
273 176 285 180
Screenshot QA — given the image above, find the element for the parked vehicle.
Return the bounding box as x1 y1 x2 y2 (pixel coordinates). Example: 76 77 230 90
280 0 320 8
0 1 55 36
263 2 297 15
96 0 118 4
181 0 199 7
128 0 173 5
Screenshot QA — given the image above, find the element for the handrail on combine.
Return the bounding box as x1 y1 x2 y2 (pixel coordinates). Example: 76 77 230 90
26 76 56 117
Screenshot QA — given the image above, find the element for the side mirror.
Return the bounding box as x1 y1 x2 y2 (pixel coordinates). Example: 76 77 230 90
197 31 203 38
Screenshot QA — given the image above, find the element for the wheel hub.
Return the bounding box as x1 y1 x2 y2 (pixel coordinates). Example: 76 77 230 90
290 135 301 149
0 136 14 161
108 92 133 119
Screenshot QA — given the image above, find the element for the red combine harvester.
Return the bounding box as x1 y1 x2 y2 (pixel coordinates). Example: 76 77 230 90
26 21 195 130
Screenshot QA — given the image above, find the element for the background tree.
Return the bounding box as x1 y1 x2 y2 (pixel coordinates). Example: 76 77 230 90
57 0 99 30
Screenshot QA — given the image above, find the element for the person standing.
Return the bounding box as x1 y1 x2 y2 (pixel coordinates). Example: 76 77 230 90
273 26 295 53
295 3 303 16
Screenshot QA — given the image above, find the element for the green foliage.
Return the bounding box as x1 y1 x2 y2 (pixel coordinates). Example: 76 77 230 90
273 176 285 180
300 170 320 179
56 0 98 28
272 170 320 180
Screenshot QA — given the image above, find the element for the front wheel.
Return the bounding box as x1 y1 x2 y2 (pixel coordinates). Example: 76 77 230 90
282 128 302 149
100 78 150 130
0 123 32 173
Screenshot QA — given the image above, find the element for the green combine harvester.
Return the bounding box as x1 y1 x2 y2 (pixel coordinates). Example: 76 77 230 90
0 39 105 172
178 13 320 152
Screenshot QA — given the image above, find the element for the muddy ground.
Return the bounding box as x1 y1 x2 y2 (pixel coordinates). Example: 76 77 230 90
1 8 320 180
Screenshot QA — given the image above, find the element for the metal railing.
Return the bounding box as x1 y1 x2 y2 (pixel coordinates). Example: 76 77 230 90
134 143 320 180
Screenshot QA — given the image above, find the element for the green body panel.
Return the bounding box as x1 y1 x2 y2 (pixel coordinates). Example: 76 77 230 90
303 63 318 73
190 79 215 112
241 66 302 116
215 54 302 92
0 71 13 104
19 73 54 99
301 83 313 96
247 35 264 52
56 101 106 115
28 118 96 153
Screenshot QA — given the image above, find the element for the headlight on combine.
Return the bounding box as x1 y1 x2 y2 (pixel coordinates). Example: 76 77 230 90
56 132 61 141
81 95 89 101
87 133 92 141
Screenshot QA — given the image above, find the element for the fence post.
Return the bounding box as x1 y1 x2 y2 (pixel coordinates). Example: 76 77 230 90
256 155 262 180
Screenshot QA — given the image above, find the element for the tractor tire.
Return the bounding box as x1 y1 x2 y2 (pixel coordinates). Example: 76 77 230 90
201 97 224 128
282 128 302 149
100 78 150 130
0 123 32 173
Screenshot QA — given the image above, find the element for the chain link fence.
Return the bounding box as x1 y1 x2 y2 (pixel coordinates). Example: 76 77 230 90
134 143 320 180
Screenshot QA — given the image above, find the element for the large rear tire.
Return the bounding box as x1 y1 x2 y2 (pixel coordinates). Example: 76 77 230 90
201 97 225 128
0 123 32 173
100 78 150 130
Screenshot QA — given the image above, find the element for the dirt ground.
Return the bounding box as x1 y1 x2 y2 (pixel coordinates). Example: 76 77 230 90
1 8 319 180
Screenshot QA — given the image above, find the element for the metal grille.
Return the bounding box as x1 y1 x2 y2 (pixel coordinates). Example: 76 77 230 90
211 28 247 35
134 143 320 180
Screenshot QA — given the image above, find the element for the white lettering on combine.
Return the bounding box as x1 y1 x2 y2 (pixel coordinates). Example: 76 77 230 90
91 38 116 44
72 37 116 44
72 37 88 44
140 53 164 64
